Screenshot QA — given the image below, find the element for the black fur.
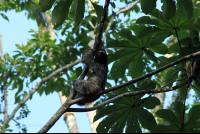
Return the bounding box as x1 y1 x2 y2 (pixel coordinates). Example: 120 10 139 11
73 48 108 105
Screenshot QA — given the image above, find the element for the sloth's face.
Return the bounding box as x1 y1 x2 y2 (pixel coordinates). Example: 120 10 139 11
94 49 107 65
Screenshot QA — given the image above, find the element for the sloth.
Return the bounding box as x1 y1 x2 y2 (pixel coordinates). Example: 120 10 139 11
73 48 108 105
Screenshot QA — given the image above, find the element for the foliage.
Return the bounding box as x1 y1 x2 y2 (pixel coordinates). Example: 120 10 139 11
1 0 200 133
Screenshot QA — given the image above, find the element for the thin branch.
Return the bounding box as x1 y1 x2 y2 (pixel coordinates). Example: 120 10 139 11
101 50 200 95
66 79 189 112
11 119 20 125
102 0 140 41
89 21 96 29
191 84 200 92
3 59 81 126
144 49 184 71
181 86 188 131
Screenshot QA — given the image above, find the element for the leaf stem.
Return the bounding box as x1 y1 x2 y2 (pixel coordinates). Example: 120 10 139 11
175 28 184 57
181 87 188 132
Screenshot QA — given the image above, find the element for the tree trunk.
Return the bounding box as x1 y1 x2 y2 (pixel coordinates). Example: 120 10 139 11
85 102 99 133
0 34 8 133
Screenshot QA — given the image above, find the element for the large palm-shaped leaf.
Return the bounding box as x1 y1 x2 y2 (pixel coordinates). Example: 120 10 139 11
153 102 200 133
107 27 168 79
94 80 160 133
136 8 200 39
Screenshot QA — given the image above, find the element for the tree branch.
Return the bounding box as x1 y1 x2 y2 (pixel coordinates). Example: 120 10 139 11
102 0 140 41
92 0 110 53
101 50 200 95
3 59 81 126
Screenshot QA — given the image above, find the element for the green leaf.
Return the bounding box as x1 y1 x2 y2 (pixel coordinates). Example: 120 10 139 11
180 37 192 46
165 68 179 87
150 43 168 54
168 43 180 53
70 0 78 16
110 57 128 79
144 50 158 64
185 105 200 128
136 16 158 25
161 0 176 20
152 124 179 133
95 82 159 133
126 112 141 133
137 107 157 130
173 102 184 124
192 80 200 98
139 80 157 90
140 96 160 109
136 8 200 39
96 106 131 133
141 0 157 14
138 27 163 39
15 44 22 49
0 13 9 21
128 51 145 78
39 0 56 12
119 29 142 45
153 102 189 132
52 0 73 28
156 109 179 126
15 96 21 104
177 0 194 20
74 0 85 26
91 2 103 22
110 2 116 9
177 84 187 99
149 31 172 46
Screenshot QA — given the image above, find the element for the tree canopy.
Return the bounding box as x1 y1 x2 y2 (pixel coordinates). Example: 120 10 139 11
1 0 200 133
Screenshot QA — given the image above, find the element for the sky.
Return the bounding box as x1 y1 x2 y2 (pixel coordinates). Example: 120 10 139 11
0 0 190 133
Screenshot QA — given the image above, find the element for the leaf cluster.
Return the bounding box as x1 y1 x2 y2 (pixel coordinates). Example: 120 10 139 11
2 0 200 133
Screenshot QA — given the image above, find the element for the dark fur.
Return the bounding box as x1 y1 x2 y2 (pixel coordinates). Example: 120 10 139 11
73 48 108 105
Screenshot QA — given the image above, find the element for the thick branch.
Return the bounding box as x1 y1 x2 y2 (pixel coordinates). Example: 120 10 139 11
37 90 81 133
92 0 110 53
32 6 47 31
66 79 189 112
